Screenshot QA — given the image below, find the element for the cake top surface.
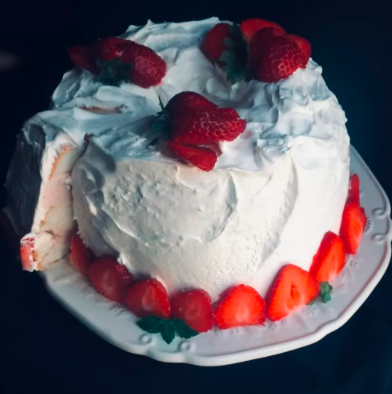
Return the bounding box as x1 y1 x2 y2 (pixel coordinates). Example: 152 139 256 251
23 17 348 181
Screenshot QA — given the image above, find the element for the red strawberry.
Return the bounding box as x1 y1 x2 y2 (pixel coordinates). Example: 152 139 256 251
267 264 319 321
347 173 360 204
214 284 266 329
166 92 217 118
88 256 132 303
170 107 246 144
125 278 171 318
310 232 346 283
250 36 306 83
68 45 99 74
240 18 285 43
171 289 214 333
339 202 367 254
201 23 232 66
121 43 166 88
69 234 95 276
288 35 311 62
248 27 286 64
94 37 134 61
166 141 217 172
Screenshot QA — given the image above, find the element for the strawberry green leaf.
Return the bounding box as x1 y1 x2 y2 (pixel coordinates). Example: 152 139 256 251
320 281 333 303
219 24 248 85
137 316 166 334
97 58 132 86
173 319 199 339
161 321 176 344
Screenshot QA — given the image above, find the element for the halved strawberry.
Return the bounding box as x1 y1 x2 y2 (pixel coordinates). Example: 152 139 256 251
267 264 319 321
94 37 134 61
347 173 360 204
69 234 95 276
240 18 285 43
68 45 99 74
339 202 367 254
171 289 214 333
166 141 217 172
214 284 266 329
310 232 346 283
288 35 311 62
88 256 132 303
125 278 171 318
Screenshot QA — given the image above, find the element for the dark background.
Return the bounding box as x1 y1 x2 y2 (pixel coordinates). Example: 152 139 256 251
1 0 392 393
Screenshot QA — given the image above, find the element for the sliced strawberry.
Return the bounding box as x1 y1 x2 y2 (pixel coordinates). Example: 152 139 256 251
171 289 214 333
310 232 346 283
88 256 132 303
240 18 285 43
20 235 38 272
347 173 360 204
166 92 217 119
267 264 319 321
166 141 217 172
69 234 95 276
288 35 311 62
80 106 121 114
214 284 266 329
250 36 306 83
201 23 232 66
339 202 367 254
94 37 134 61
68 45 99 74
125 278 171 318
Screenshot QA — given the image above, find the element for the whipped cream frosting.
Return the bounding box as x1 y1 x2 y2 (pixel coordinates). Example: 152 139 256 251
7 18 350 298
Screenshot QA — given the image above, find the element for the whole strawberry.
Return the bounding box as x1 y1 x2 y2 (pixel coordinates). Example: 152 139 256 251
201 23 248 84
68 36 166 88
170 106 246 145
249 36 306 83
240 18 285 42
122 43 166 88
201 23 232 66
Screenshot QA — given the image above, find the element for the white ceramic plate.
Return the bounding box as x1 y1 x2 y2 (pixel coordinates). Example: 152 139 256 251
41 146 392 366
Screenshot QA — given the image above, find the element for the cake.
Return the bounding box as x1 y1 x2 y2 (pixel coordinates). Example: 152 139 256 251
5 17 367 341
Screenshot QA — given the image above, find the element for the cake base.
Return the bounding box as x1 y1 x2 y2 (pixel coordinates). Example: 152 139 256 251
40 146 391 366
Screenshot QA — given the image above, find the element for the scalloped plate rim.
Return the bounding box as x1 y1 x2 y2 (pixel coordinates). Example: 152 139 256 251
41 145 392 366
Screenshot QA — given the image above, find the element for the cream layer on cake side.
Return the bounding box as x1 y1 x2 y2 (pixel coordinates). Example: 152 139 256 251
6 18 350 298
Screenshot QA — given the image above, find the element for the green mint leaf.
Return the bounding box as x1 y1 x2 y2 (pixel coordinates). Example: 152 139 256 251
173 319 199 339
137 316 166 334
161 321 176 344
320 281 333 303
